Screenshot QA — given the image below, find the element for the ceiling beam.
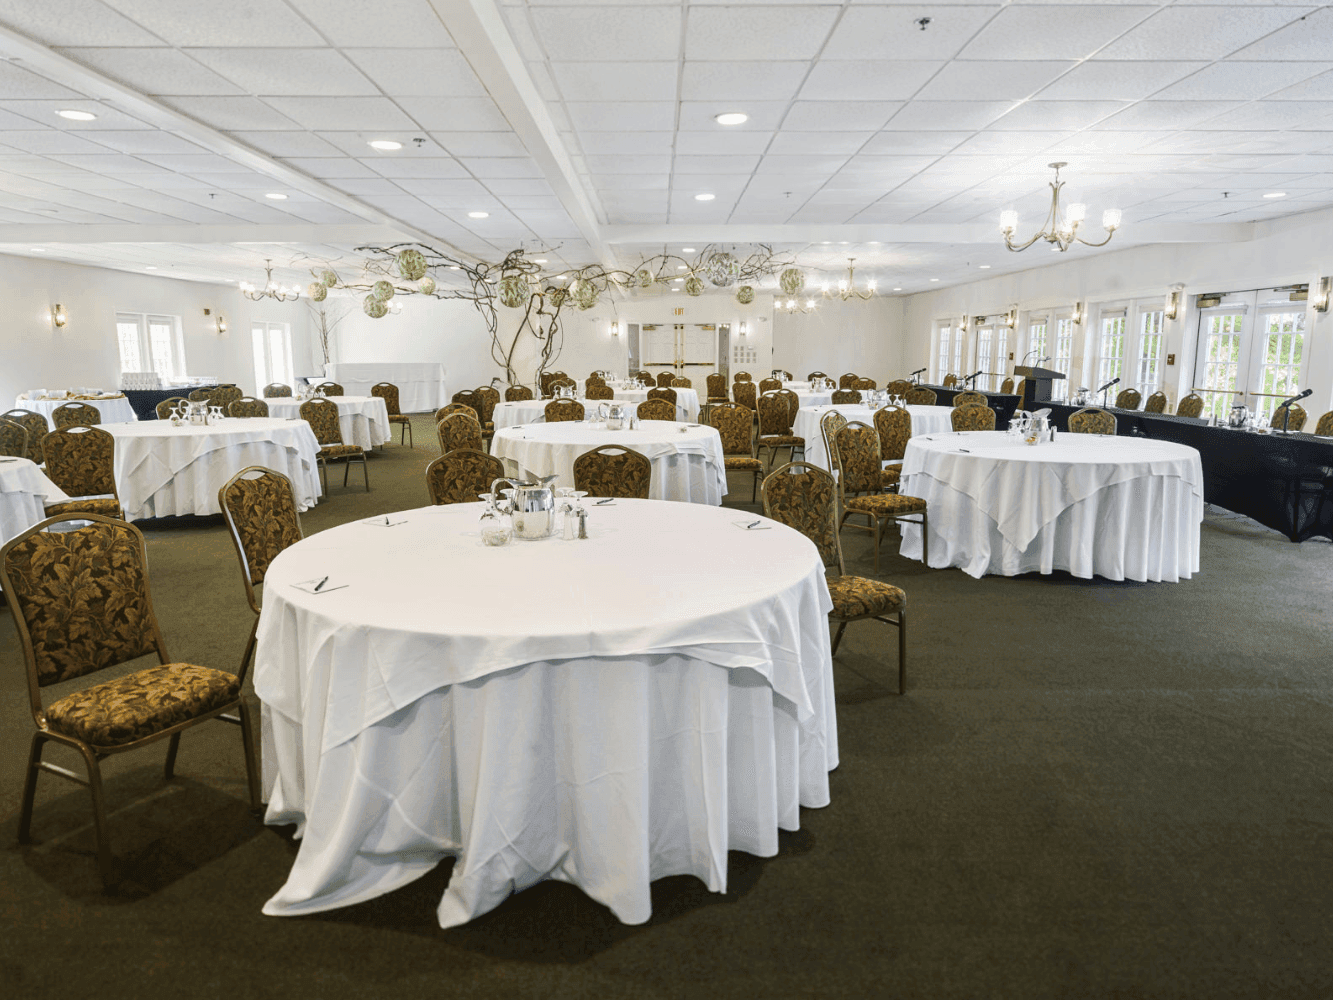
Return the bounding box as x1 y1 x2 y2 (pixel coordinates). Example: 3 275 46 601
601 223 1258 246
0 224 413 244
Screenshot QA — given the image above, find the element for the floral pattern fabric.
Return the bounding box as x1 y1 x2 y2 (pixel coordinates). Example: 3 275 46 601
647 387 677 405
636 399 675 421
545 400 585 423
425 450 504 505
831 389 861 405
316 382 345 396
757 393 793 435
874 406 911 462
263 383 292 398
706 373 728 401
671 376 692 388
0 417 27 458
1176 394 1205 418
853 378 877 390
656 372 675 387
44 426 117 498
1114 389 1142 410
762 463 839 569
1000 377 1015 394
1271 404 1307 431
1069 408 1116 435
1315 411 1333 437
299 399 344 445
942 375 959 388
838 374 859 389
210 386 244 410
228 398 270 418
759 378 782 394
155 397 188 420
905 387 937 406
820 411 848 471
436 402 478 422
886 380 912 396
1145 391 1168 414
371 382 402 416
733 381 757 409
45 498 122 519
221 470 302 585
2 409 48 465
586 384 614 400
53 402 100 428
710 404 753 456
505 385 534 402
845 492 926 516
953 391 987 407
826 576 905 619
438 413 484 452
573 446 652 498
476 387 500 427
836 423 886 494
951 405 996 432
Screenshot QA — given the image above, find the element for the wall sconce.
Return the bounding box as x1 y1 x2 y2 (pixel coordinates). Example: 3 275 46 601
1314 277 1331 313
738 321 749 337
1071 301 1084 325
1004 307 1018 328
216 313 228 334
1165 284 1184 320
609 320 621 337
51 304 67 327
959 314 970 332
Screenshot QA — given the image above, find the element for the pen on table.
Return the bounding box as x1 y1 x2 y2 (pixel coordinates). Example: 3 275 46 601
596 497 614 505
314 575 329 592
747 519 761 528
384 516 390 525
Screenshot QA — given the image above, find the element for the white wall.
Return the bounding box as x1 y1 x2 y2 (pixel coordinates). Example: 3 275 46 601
773 295 906 383
0 253 316 408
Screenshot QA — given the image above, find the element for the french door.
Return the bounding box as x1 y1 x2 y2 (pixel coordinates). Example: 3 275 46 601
1193 290 1309 421
641 323 717 376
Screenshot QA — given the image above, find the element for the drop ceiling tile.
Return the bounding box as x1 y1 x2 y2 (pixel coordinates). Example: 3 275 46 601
1198 101 1333 131
672 154 763 174
916 60 1077 101
285 0 457 46
0 0 162 45
1152 61 1331 102
424 132 529 158
949 130 1071 154
484 178 556 196
343 49 488 97
958 5 1158 61
262 97 417 131
285 203 368 225
680 62 809 103
1091 101 1244 131
686 6 840 60
1035 60 1211 101
754 154 852 176
46 152 164 173
766 131 874 155
395 96 511 131
397 178 494 203
314 132 443 156
327 177 410 197
673 131 773 155
990 100 1127 131
97 0 324 46
85 130 211 154
0 60 89 101
592 174 669 191
783 102 903 131
1045 131 1167 154
884 101 1015 131
860 131 972 155
281 157 380 179
460 157 546 178
362 156 469 179
566 102 675 132
184 48 379 97
529 7 682 61
157 96 300 130
0 130 112 155
1097 6 1310 61
1268 69 1333 102
801 61 944 101
495 194 564 209
823 5 1001 60
1 100 153 130
678 101 791 131
230 131 345 157
513 209 582 236
56 47 244 98
577 132 674 155
551 62 678 103
583 153 673 174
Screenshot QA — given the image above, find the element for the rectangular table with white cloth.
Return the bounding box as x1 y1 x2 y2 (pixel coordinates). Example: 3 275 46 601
322 363 447 413
795 404 956 472
0 458 70 545
898 431 1204 582
492 420 727 504
104 418 323 520
254 499 838 928
13 394 139 425
265 396 390 450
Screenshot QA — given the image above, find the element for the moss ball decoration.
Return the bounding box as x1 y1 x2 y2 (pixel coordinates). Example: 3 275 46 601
635 268 653 288
736 284 755 305
372 280 395 301
779 268 805 296
307 282 328 302
363 295 388 319
320 269 338 288
704 251 739 287
498 274 531 309
396 249 428 281
418 276 436 295
571 278 599 311
548 285 569 308
684 275 704 297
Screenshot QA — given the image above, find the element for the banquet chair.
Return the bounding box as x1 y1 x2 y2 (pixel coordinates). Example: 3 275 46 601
586 383 614 400
1176 393 1205 418
435 402 477 423
656 371 675 387
586 374 606 387
228 397 269 418
775 387 801 425
905 387 937 406
671 376 692 388
951 404 996 432
545 399 585 423
635 372 655 387
733 371 753 383
52 401 100 428
706 373 728 402
759 377 782 394
887 379 912 397
548 378 577 397
710 402 763 502
2 410 47 463
300 397 369 492
538 372 557 397
155 397 187 420
807 370 828 381
219 466 304 680
1000 377 1015 394
636 398 676 421
1011 378 1025 401
187 388 212 402
315 381 344 397
756 391 805 469
762 463 909 694
943 374 959 388
1145 390 1169 414
831 389 861 405
1315 411 1333 437
437 412 484 453
370 382 413 448
733 380 758 413
475 385 500 440
573 445 652 499
452 389 484 417
505 384 534 402
425 449 504 505
779 370 794 380
1271 403 1307 432
210 385 244 411
647 386 677 406
42 426 123 520
1115 388 1143 410
953 391 987 407
0 417 28 458
836 422 928 574
263 383 292 398
873 406 911 484
1069 407 1116 435
820 410 848 482
838 373 859 389
853 378 877 390
0 513 261 888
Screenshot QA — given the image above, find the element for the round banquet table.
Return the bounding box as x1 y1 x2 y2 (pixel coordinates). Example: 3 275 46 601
789 388 834 408
0 457 70 545
586 386 700 421
265 396 390 450
492 397 643 431
795 403 955 472
13 393 138 424
104 417 323 520
255 498 838 927
492 419 727 504
898 430 1205 582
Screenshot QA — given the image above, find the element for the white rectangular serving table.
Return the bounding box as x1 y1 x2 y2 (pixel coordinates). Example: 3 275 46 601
14 394 139 425
323 363 447 413
265 396 390 450
794 404 956 472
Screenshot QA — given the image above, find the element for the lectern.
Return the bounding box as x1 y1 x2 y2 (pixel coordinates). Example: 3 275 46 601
1013 366 1066 410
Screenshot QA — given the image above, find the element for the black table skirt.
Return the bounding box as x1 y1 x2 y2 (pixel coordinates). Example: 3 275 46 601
1036 401 1333 543
918 384 1021 428
124 386 219 420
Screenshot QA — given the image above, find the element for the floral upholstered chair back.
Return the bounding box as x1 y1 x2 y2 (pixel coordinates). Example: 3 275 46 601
475 386 500 424
951 404 996 432
1068 407 1116 435
370 382 402 416
315 381 344 397
762 462 842 574
1145 390 1168 414
671 376 692 388
1 409 47 464
210 385 244 410
853 377 877 391
1000 377 1015 394
586 383 614 400
953 391 987 407
299 398 343 446
453 389 483 415
1114 388 1142 410
835 422 884 495
874 406 911 462
1271 403 1307 431
219 467 304 612
887 379 912 397
635 371 655 386
757 392 792 436
505 384 534 402
544 399 585 423
838 373 859 389
52 402 100 429
733 372 752 383
188 388 212 402
820 409 848 472
1011 378 1025 400
425 449 504 505
831 389 861 405
806 370 828 381
228 397 269 418
647 386 677 406
1176 393 1205 418
263 383 292 398
435 402 477 423
586 374 606 388
706 373 727 400
155 397 186 420
774 388 800 424
0 515 163 688
538 372 557 396
636 398 675 421
709 403 753 457
905 386 937 406
759 378 782 394
44 426 117 498
549 378 577 396
1315 410 1333 437
437 412 483 452
0 417 28 458
573 445 652 498
656 371 675 387
942 374 959 388
733 380 757 410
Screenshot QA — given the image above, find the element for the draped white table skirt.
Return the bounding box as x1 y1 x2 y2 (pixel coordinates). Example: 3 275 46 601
14 394 138 424
0 458 69 545
266 396 390 449
795 404 955 472
323 363 447 413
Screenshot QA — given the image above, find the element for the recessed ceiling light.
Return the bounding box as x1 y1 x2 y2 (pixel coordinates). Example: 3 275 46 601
534 258 547 264
449 265 461 270
979 264 991 269
677 265 687 270
714 112 748 126
893 287 902 292
30 248 45 252
468 211 489 218
694 193 715 201
57 109 96 121
368 139 401 151
682 247 695 253
265 192 287 200
1263 192 1286 199
929 278 939 282
145 266 157 270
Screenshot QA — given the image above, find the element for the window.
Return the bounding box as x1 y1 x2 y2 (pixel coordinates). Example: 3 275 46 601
1097 309 1127 390
116 313 184 379
953 325 964 377
1136 309 1165 395
993 326 1009 391
252 321 294 391
1027 318 1048 362
974 325 993 386
1051 317 1076 401
1199 309 1244 420
936 323 951 382
1254 307 1305 422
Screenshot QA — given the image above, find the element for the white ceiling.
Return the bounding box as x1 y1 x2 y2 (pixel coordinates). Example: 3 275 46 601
0 0 1330 293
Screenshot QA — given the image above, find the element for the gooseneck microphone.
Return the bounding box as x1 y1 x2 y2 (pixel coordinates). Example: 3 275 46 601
1279 387 1312 431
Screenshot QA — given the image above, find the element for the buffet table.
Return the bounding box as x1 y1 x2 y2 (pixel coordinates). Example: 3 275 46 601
794 403 955 472
323 363 447 413
255 499 838 927
0 457 69 545
492 420 727 504
14 394 138 425
266 396 390 450
104 418 322 520
899 430 1204 581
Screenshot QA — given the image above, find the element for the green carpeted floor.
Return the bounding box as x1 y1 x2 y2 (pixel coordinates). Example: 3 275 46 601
3 414 1333 999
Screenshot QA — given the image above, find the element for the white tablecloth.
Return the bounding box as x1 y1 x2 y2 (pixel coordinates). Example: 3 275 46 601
492 420 727 504
585 386 699 421
790 388 833 409
323 363 447 413
254 499 837 927
0 458 69 544
898 431 1205 582
104 418 323 520
14 394 138 424
795 404 955 472
494 398 654 430
266 396 390 450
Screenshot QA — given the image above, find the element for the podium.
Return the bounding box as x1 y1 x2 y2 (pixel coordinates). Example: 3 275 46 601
1013 366 1066 410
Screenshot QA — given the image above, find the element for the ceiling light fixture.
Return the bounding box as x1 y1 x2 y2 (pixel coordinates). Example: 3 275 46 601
822 258 876 301
265 192 288 200
468 211 489 218
368 140 402 151
145 266 157 270
30 248 45 252
694 193 715 201
979 264 991 269
1000 162 1120 253
682 247 695 253
57 109 96 121
780 297 818 315
929 278 939 282
893 287 902 292
239 259 300 302
51 304 67 328
1263 192 1287 199
714 112 748 126
534 258 548 264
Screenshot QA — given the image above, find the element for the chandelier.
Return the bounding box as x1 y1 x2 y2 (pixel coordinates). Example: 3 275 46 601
780 295 819 315
999 163 1121 252
239 259 301 301
821 258 876 301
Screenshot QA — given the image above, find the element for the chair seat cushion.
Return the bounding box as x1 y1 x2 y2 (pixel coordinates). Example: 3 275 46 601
878 466 901 486
845 492 926 515
45 498 122 519
827 575 905 619
388 413 411 423
318 444 363 459
724 456 764 471
759 434 805 447
46 664 241 747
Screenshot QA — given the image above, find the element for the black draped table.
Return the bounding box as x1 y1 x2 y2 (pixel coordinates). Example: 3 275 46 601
124 385 219 420
1036 402 1333 543
918 385 1021 428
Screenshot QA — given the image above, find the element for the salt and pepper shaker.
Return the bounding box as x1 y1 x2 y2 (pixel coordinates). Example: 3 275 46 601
562 502 575 540
576 507 588 539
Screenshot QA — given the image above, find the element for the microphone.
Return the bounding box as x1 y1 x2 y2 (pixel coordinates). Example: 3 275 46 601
964 370 984 385
1095 376 1120 395
1039 356 1051 364
909 367 926 376
1020 349 1042 366
1280 387 1312 408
